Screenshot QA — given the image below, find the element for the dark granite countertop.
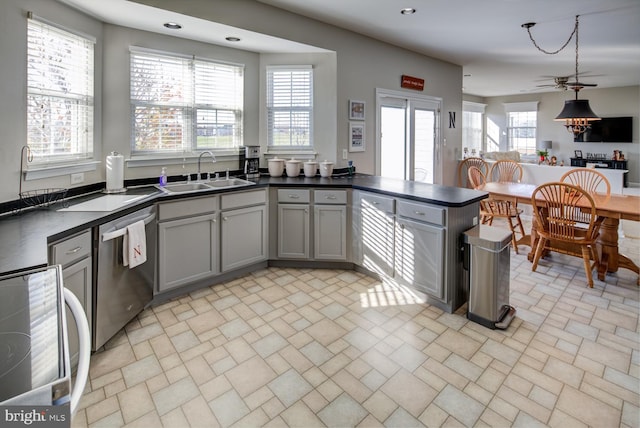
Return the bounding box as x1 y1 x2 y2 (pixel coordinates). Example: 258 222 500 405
0 174 486 275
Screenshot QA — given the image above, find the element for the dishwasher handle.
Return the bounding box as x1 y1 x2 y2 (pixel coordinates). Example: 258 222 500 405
102 213 156 242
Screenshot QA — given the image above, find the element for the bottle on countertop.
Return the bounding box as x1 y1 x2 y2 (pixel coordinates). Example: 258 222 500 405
348 160 354 176
159 167 167 187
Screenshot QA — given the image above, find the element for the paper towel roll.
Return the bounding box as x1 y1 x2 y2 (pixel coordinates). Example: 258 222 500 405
106 152 125 192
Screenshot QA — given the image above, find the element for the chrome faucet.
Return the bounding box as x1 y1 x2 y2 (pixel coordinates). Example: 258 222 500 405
197 151 216 179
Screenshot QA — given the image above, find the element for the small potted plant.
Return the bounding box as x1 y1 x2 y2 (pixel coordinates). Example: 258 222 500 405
537 149 548 164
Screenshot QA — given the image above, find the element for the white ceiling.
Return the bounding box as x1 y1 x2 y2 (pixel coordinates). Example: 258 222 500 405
60 0 640 97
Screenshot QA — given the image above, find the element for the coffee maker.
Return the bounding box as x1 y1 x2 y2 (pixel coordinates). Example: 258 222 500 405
240 145 260 179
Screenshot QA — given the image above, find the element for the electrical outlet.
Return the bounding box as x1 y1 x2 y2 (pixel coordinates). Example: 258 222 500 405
342 149 348 160
71 173 84 184
472 216 478 226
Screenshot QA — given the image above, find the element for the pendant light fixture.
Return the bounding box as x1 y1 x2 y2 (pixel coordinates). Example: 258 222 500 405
522 15 600 136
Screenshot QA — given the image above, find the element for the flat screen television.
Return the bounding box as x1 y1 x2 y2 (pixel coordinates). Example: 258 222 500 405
574 116 633 143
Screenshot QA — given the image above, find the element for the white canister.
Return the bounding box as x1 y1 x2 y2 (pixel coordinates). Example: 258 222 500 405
285 158 301 177
319 160 334 178
268 157 285 177
304 161 318 178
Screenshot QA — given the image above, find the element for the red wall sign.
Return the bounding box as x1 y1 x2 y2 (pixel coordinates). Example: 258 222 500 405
401 75 425 91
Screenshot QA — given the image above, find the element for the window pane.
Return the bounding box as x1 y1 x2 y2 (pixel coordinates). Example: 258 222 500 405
507 111 537 155
267 67 313 147
131 49 243 152
27 18 94 161
462 111 483 153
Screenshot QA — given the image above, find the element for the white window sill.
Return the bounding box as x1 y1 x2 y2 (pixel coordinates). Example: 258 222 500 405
126 150 241 168
24 161 100 181
264 149 317 160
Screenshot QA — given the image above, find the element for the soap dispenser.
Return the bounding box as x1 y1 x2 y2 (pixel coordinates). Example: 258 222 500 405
159 167 167 187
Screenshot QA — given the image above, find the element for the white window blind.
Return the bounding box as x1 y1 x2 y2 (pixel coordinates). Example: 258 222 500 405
462 101 486 154
27 16 94 163
130 48 243 153
267 66 313 148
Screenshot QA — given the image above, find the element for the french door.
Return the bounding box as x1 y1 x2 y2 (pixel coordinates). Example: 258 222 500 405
376 89 442 184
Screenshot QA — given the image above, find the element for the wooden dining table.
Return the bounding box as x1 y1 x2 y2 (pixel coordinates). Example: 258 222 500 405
479 181 640 284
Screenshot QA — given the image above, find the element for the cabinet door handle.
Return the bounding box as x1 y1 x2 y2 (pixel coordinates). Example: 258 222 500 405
223 217 228 221
288 194 300 199
211 218 217 223
66 246 82 255
304 209 308 213
414 211 425 216
372 201 379 205
325 195 337 200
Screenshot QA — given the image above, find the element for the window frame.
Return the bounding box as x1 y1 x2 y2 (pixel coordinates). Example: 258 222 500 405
26 14 95 165
504 101 539 155
266 65 314 150
130 47 244 155
462 101 486 155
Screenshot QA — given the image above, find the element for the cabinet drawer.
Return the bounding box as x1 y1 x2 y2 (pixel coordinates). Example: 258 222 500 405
159 196 218 220
314 190 346 204
360 192 395 213
397 199 445 226
221 189 267 210
277 189 310 203
51 230 92 267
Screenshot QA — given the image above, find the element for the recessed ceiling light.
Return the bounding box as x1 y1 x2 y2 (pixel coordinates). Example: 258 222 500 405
225 37 241 42
164 22 182 30
400 8 416 15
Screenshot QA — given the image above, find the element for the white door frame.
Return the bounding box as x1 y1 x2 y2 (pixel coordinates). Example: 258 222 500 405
375 88 443 183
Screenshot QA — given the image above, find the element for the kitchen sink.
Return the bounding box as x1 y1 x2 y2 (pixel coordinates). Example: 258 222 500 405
156 178 255 194
208 178 255 188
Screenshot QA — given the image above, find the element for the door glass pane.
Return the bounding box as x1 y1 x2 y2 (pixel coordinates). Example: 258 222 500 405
381 106 406 180
414 109 435 183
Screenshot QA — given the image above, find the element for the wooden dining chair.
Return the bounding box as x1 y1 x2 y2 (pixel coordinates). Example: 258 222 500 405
530 182 604 288
457 157 488 188
560 168 611 225
560 167 611 195
468 166 526 254
488 159 523 183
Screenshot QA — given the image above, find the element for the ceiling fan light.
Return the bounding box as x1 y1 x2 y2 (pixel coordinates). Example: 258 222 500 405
554 99 600 136
554 99 599 121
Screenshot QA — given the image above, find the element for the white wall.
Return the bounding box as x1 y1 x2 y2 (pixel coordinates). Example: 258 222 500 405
0 0 464 204
134 0 464 183
0 0 103 203
478 86 639 185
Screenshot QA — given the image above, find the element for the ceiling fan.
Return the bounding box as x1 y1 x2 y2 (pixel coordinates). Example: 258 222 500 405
534 72 600 91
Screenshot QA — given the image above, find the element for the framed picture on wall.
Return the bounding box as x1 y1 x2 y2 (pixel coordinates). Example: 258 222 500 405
349 122 365 152
574 150 583 158
349 100 365 120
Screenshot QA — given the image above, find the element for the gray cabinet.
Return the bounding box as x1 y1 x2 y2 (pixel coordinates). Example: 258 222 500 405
277 188 348 261
157 212 219 292
395 199 446 299
278 203 310 259
221 204 268 272
395 216 445 298
352 190 395 276
157 196 219 293
49 229 92 369
313 190 347 260
220 189 268 272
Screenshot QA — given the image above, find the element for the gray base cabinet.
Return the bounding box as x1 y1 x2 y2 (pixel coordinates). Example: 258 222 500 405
276 188 348 261
395 216 444 298
352 191 395 276
49 229 92 370
278 204 310 259
158 213 219 292
314 205 347 260
221 205 268 272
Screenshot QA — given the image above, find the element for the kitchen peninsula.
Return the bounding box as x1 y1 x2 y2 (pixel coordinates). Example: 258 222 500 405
0 175 485 318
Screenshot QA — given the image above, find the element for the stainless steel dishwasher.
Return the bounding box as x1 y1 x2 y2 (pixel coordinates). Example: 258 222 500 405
94 205 156 350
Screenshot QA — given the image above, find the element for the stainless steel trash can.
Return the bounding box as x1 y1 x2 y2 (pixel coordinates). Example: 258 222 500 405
463 225 516 330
